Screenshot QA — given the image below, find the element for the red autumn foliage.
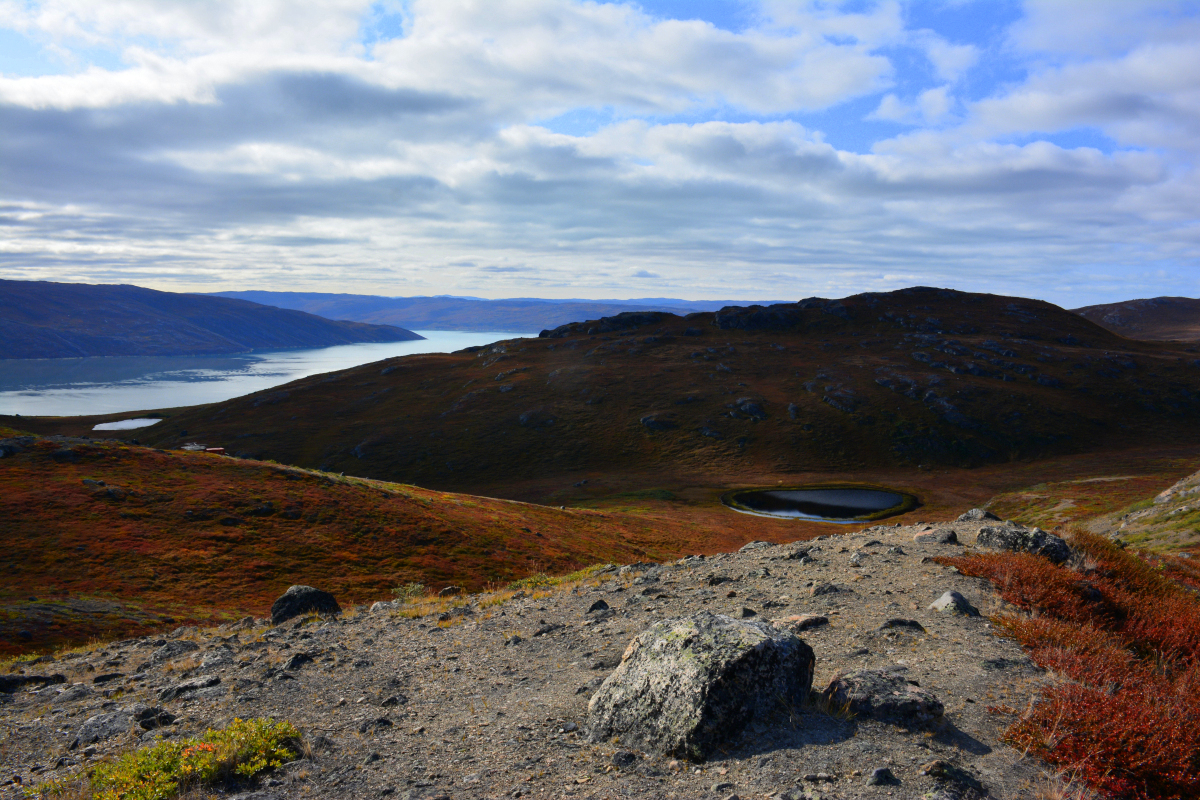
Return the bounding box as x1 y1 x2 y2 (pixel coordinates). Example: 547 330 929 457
939 530 1200 799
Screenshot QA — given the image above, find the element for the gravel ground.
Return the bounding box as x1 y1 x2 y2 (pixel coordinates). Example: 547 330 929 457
2 519 1056 799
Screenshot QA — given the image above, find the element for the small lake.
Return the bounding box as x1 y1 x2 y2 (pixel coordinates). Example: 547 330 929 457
0 331 534 417
723 485 917 523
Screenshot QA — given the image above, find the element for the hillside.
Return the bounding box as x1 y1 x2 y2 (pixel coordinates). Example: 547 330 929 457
210 290 768 332
79 286 1200 497
0 280 422 359
1073 296 1200 342
0 432 808 655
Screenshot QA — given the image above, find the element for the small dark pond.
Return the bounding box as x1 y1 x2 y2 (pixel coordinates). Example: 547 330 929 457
723 485 917 523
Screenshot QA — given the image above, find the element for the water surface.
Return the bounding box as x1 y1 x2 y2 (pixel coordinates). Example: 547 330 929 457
0 331 533 417
724 486 916 523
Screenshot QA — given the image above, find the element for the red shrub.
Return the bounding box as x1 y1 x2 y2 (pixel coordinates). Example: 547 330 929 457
939 528 1200 799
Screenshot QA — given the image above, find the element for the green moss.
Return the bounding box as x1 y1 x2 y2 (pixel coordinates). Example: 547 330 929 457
38 717 301 800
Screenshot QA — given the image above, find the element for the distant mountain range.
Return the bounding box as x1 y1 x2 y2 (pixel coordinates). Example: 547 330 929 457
1073 297 1200 342
0 280 422 359
209 291 782 333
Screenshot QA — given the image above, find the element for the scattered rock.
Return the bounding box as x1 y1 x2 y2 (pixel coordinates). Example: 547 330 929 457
913 529 959 545
359 717 393 734
771 614 828 633
586 599 610 613
0 674 65 693
810 582 845 597
822 669 944 725
284 653 314 671
128 704 176 730
270 585 342 625
957 508 1000 522
739 541 774 552
52 684 93 705
879 618 926 633
72 711 129 746
158 676 221 703
584 611 815 760
929 590 980 616
150 640 199 665
976 526 1070 564
866 766 899 786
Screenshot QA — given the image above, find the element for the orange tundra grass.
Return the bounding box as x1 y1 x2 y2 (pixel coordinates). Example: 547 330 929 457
938 530 1200 800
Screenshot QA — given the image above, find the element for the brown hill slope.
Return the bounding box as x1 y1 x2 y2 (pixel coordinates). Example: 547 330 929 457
1073 296 1200 342
1 433 807 655
0 279 422 358
95 287 1200 496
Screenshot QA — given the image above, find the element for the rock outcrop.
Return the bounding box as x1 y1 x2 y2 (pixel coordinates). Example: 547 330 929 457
270 585 342 625
976 525 1070 564
585 611 815 760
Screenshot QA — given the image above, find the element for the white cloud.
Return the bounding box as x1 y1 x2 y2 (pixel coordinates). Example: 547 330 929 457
0 0 1196 306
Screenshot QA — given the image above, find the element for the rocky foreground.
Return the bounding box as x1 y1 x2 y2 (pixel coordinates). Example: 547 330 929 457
1 515 1064 799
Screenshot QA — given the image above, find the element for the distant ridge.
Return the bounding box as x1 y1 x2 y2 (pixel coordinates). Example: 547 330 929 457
209 290 785 332
0 280 423 359
1073 296 1200 342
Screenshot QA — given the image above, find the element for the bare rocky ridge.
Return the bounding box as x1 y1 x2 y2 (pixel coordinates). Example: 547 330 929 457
1 518 1061 799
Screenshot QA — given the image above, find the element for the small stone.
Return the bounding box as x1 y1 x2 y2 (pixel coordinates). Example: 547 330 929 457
822 669 944 724
283 652 314 670
957 508 1000 522
611 751 637 769
587 599 610 613
739 541 774 552
913 529 958 545
712 782 735 792
879 618 925 633
739 607 757 618
771 614 828 633
867 766 899 786
810 582 844 597
929 590 980 616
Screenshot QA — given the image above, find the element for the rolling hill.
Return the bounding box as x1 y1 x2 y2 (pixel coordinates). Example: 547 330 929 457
0 279 423 359
0 431 784 654
209 290 773 332
79 286 1200 497
1073 296 1200 342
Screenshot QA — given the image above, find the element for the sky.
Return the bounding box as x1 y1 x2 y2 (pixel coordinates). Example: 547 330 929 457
0 0 1198 307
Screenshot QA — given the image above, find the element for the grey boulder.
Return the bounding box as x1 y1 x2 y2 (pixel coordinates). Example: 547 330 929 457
822 668 943 725
73 711 130 746
150 639 199 665
930 590 980 616
956 508 1000 522
270 585 342 625
975 526 1070 564
584 611 815 761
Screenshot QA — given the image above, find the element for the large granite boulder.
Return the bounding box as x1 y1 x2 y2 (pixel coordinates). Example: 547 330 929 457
584 611 815 761
270 585 342 625
822 668 943 725
975 525 1070 564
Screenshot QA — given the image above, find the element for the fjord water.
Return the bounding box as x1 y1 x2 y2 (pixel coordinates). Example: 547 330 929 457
725 487 910 522
0 331 533 417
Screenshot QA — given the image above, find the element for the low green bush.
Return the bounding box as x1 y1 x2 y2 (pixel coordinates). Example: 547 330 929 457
42 717 299 800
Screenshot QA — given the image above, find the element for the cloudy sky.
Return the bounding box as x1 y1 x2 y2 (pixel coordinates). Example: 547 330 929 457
1 0 1198 305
